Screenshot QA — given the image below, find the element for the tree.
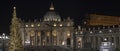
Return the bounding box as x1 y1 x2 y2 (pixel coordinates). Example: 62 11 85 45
8 7 23 51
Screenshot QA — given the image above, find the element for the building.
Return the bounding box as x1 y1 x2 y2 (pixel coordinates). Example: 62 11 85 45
86 14 120 26
9 3 120 51
75 25 120 51
13 3 74 51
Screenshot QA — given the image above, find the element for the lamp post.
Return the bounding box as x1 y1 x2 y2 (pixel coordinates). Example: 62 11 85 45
0 33 9 51
0 33 5 51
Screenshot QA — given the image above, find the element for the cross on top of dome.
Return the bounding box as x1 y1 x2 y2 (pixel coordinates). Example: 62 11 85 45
50 2 54 11
43 2 61 21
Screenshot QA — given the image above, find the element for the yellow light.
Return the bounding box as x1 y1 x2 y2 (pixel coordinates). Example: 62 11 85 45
50 8 54 10
53 33 57 36
67 23 70 26
58 19 61 21
78 38 81 41
53 24 56 26
47 32 50 36
62 41 65 45
60 24 62 27
38 24 40 26
37 32 41 36
26 25 28 27
55 19 57 21
67 33 70 37
31 24 34 27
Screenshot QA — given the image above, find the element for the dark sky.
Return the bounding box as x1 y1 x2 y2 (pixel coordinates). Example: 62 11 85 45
0 0 120 34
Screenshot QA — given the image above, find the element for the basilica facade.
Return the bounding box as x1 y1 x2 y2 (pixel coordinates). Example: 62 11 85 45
17 3 74 51
10 3 120 51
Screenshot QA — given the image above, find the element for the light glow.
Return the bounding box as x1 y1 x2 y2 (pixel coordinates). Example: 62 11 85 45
26 25 28 27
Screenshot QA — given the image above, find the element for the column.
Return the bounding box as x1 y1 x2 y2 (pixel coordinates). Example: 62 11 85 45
40 31 42 45
91 36 94 48
39 31 41 46
93 36 96 49
98 37 101 49
116 37 119 48
114 36 116 48
48 31 51 45
89 36 92 48
95 36 97 49
35 31 37 46
108 36 110 42
57 32 59 45
23 28 25 46
45 32 47 45
119 37 120 48
82 36 84 48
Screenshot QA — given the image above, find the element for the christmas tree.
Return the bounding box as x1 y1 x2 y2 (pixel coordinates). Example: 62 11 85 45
8 7 23 51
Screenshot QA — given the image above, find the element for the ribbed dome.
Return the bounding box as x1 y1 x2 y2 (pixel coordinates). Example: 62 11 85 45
43 3 61 21
43 11 61 21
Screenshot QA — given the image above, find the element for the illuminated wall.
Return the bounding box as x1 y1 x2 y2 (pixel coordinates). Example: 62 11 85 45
86 14 120 26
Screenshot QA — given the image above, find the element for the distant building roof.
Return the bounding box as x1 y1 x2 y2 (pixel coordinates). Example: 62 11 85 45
86 14 120 26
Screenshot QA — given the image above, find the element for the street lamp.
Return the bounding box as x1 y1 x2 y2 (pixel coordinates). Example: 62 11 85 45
0 33 9 51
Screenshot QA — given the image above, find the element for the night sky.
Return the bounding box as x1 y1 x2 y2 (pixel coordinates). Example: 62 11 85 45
0 0 120 34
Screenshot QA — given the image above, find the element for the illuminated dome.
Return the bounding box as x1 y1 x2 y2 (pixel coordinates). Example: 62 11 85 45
43 3 61 21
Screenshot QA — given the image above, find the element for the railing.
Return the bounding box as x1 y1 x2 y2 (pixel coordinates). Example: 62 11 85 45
78 27 120 35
